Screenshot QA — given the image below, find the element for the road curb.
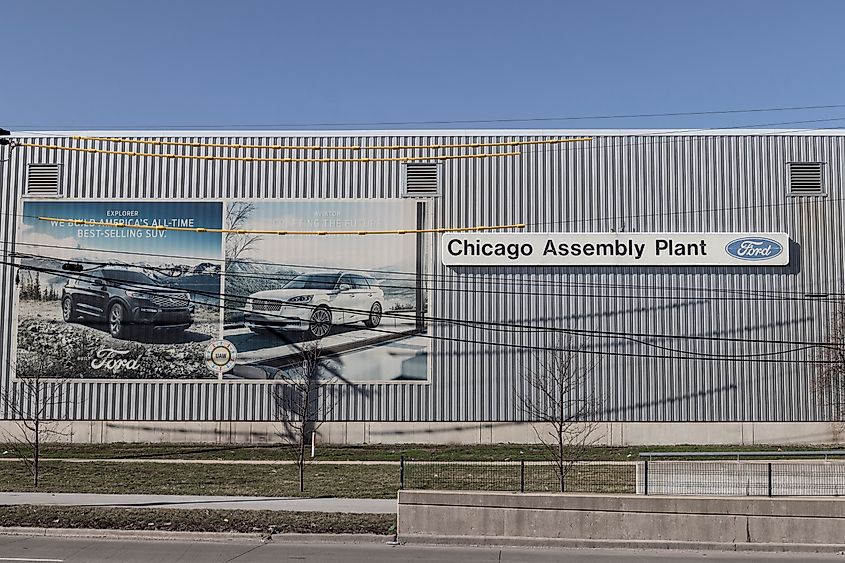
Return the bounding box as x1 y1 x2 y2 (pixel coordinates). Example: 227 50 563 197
0 526 393 544
398 534 845 554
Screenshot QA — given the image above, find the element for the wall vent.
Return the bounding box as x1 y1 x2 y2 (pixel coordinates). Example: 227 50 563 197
402 162 441 198
25 163 62 197
788 162 824 196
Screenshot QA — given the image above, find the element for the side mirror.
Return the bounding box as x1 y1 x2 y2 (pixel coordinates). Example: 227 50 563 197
339 283 352 292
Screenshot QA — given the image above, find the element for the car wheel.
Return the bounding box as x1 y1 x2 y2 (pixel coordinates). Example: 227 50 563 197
61 297 78 323
308 307 332 339
365 302 382 328
108 302 127 339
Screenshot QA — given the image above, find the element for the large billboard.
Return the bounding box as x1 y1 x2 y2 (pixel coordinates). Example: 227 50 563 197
15 200 224 379
222 200 429 383
13 199 430 383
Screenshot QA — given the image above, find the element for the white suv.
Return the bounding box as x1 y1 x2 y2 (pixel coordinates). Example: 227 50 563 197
244 272 384 339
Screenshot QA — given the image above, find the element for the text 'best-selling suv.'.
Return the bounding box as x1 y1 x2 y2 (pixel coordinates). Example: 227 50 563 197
61 267 194 339
244 272 384 339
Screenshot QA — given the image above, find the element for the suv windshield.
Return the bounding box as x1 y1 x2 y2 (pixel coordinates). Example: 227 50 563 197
283 273 340 290
101 269 158 286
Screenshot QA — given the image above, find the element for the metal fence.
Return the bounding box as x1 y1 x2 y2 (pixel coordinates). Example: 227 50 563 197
398 452 845 497
638 451 845 496
400 459 636 494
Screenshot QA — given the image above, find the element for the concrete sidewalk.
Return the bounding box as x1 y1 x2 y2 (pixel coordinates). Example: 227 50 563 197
0 492 396 514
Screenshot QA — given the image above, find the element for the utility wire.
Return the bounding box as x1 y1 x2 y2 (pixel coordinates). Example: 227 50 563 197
7 238 845 303
12 262 827 365
9 251 841 354
6 102 845 129
516 115 845 161
13 247 843 307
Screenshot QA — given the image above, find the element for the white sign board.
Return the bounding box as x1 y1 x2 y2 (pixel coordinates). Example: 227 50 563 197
441 233 790 267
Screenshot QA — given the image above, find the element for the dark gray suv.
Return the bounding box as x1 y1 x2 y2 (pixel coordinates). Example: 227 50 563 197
61 267 194 339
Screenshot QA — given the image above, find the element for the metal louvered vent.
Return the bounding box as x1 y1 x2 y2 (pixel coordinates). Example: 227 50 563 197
25 163 62 196
402 162 440 198
788 162 824 196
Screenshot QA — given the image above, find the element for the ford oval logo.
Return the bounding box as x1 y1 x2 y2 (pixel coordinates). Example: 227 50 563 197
725 237 783 261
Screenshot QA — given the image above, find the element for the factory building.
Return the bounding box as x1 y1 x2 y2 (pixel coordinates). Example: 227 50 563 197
0 129 842 445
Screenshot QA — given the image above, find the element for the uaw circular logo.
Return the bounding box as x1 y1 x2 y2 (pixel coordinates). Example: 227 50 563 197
204 339 238 374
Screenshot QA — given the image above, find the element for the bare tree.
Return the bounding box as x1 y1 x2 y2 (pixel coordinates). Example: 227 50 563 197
270 340 337 493
0 352 72 488
816 300 845 420
225 202 263 264
519 336 602 492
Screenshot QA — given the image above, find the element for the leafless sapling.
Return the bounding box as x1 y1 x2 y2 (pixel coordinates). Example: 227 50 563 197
519 336 602 492
816 300 845 420
271 339 338 493
0 352 72 488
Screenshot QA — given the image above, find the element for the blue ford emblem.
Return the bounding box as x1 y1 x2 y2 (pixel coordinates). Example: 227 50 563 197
725 237 783 261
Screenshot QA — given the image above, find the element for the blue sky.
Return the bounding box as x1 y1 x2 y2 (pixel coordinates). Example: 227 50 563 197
2 0 845 131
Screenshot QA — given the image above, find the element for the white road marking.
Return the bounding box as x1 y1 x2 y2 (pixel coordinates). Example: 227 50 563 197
0 558 64 562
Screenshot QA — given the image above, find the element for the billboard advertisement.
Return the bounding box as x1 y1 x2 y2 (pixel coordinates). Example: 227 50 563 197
13 199 430 383
15 200 223 379
222 200 429 383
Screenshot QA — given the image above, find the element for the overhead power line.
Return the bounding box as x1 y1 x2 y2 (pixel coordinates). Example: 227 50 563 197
9 259 836 365
0 207 840 300
7 234 845 304
8 242 840 306
6 102 845 130
8 249 841 353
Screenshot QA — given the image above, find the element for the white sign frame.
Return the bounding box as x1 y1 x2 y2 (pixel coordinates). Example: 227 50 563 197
441 232 790 267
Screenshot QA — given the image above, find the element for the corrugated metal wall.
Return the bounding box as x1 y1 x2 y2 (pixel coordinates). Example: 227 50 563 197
1 131 842 422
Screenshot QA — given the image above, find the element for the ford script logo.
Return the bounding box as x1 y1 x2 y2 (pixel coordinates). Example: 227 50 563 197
725 237 783 261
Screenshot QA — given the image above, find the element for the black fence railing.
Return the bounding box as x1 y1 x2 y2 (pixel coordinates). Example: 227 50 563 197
398 452 845 497
400 458 635 494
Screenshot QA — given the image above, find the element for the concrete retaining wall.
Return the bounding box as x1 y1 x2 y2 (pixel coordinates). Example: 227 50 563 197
2 420 845 445
397 491 845 549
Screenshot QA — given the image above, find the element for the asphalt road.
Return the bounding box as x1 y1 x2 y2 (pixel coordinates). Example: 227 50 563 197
0 536 843 563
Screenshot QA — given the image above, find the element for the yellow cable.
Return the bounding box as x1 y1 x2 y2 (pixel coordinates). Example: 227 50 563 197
71 135 593 151
19 142 520 163
38 217 525 235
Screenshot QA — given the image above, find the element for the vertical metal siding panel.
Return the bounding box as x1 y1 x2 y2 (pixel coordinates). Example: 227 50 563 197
1 132 843 430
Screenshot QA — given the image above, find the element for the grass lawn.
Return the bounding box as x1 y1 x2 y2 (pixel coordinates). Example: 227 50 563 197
0 443 835 497
403 462 636 494
0 461 400 498
1 442 834 462
0 505 394 535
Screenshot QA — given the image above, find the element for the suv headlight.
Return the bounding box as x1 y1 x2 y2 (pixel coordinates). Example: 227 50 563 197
288 295 313 304
125 290 150 299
